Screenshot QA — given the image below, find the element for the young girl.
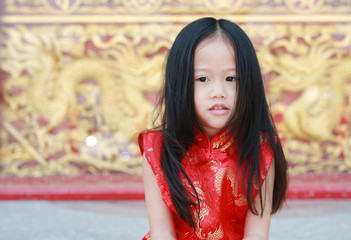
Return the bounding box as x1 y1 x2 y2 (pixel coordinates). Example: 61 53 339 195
139 17 288 240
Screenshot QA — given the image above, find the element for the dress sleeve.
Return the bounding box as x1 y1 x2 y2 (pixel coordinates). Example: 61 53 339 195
138 131 175 212
258 134 275 185
248 135 275 201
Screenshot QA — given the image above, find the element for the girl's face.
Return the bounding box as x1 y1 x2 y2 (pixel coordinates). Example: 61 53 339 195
194 35 237 139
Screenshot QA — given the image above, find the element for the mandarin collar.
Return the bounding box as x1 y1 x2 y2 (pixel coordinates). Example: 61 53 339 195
193 125 233 151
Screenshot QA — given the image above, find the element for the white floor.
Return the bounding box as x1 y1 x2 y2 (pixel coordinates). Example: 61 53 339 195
0 199 350 240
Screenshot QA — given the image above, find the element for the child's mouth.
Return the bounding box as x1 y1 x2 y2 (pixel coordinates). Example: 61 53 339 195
209 104 229 115
212 106 227 110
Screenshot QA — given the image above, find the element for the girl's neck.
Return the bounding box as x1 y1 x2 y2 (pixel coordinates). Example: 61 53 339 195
194 125 231 142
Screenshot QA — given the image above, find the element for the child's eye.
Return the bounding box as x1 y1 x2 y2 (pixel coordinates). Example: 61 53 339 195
197 77 209 82
226 76 237 82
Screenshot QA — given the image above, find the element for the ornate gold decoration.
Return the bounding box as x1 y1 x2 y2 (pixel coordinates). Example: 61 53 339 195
3 0 351 15
0 0 350 177
204 0 244 13
255 23 351 175
41 0 83 14
284 0 324 14
0 23 178 176
122 0 164 14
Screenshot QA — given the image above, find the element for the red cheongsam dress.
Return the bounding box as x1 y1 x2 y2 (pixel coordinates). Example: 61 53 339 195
138 126 273 240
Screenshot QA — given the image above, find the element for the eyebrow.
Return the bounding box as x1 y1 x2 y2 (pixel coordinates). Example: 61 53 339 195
194 67 236 72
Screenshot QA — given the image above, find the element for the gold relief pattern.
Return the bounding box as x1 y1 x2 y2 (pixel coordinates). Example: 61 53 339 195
253 23 351 175
3 0 351 15
0 23 178 176
284 0 325 13
41 0 84 14
0 0 351 177
122 0 164 14
203 0 244 13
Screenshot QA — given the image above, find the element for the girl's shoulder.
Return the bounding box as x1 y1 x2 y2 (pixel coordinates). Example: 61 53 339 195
138 130 175 211
139 129 162 139
138 130 163 155
138 130 164 174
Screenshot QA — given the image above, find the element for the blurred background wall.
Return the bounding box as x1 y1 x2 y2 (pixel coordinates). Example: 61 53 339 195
0 0 350 198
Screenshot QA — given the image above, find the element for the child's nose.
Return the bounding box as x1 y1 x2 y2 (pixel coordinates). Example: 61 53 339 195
210 81 226 99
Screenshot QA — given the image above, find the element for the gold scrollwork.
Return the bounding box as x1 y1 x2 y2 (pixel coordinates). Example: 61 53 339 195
284 0 325 14
41 0 83 14
254 22 351 175
122 0 164 14
0 0 351 177
3 0 351 15
0 23 178 176
204 0 244 13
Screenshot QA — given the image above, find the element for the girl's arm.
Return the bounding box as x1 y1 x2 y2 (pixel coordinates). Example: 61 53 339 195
142 154 177 240
243 160 275 240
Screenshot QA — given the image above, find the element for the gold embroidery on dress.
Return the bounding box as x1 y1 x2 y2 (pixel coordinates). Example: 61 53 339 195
235 194 247 206
233 180 248 206
212 142 220 149
212 128 231 149
220 140 232 152
195 222 224 239
212 136 224 149
260 134 264 144
193 194 211 238
213 168 226 196
207 224 224 239
210 166 218 172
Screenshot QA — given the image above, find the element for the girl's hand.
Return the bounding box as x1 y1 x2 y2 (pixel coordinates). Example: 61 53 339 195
243 159 275 240
143 154 177 240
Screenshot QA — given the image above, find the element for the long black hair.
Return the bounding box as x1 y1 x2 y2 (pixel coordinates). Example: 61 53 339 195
156 17 288 229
